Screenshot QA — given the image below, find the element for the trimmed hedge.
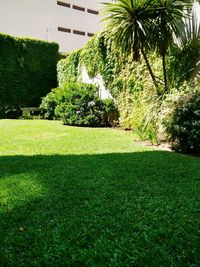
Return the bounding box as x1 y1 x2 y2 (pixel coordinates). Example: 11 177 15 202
0 33 59 110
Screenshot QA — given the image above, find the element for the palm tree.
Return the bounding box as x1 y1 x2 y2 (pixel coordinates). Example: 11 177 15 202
102 0 159 90
150 0 193 91
102 0 194 92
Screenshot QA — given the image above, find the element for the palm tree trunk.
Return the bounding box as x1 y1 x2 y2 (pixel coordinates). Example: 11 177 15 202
161 14 168 92
141 46 159 92
133 22 140 61
162 51 168 92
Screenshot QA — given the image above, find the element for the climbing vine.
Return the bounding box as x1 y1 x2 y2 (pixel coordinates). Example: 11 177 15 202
56 31 199 144
57 49 82 86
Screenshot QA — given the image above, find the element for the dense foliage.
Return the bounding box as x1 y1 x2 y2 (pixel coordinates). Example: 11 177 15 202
168 41 200 87
57 33 159 97
54 0 199 150
165 82 200 153
56 29 199 145
40 83 118 127
40 90 58 120
0 33 58 116
58 31 199 98
57 50 81 86
102 0 194 91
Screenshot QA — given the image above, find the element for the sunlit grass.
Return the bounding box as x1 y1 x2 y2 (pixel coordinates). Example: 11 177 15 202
0 120 199 266
0 119 147 156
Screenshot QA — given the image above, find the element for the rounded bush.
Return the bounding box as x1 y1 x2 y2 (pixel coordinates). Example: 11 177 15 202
40 83 118 127
166 91 200 153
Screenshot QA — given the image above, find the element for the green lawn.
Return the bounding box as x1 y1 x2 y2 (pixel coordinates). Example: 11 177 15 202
0 120 200 266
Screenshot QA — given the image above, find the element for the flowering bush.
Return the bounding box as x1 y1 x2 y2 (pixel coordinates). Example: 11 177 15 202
40 83 118 127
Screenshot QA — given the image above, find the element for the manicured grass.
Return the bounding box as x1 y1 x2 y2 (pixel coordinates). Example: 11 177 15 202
0 120 200 266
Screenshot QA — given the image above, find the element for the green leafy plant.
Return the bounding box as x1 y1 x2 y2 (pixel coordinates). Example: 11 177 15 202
40 90 58 120
102 0 194 92
166 81 200 153
55 6 199 143
57 49 81 86
102 0 159 91
168 41 200 87
103 98 119 126
0 33 58 116
41 83 118 127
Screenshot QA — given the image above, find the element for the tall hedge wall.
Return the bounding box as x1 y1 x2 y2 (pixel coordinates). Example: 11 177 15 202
0 33 59 108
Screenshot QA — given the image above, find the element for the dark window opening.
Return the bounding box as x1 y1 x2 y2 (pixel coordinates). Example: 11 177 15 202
58 27 71 33
87 32 95 37
57 1 70 8
73 5 85 12
87 9 99 15
73 30 85 36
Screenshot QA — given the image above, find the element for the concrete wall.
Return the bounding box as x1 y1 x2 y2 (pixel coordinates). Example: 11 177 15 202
0 0 111 52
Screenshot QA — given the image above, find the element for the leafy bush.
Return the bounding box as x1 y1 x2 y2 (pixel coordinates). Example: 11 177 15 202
117 85 162 144
103 98 119 126
0 33 58 117
40 90 58 120
40 83 118 127
166 83 200 153
168 41 200 88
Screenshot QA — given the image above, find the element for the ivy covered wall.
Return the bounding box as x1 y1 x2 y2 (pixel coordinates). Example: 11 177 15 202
56 32 200 138
57 32 162 98
0 33 59 108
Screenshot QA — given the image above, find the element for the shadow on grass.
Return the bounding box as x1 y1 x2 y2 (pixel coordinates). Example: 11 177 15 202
0 151 200 266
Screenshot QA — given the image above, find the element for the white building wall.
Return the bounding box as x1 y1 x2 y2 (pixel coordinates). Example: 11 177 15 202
0 0 112 52
80 66 112 99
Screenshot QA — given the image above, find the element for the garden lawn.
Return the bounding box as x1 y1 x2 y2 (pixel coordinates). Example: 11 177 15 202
0 120 200 266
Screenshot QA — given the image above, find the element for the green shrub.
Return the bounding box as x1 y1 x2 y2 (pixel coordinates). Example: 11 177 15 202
117 85 162 144
40 83 118 127
168 41 200 87
166 83 200 153
0 33 58 116
103 98 119 126
40 90 58 120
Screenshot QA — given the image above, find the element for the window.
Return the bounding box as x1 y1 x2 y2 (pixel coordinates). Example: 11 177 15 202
57 2 100 15
57 1 70 8
73 30 85 36
58 27 71 33
72 5 85 12
87 9 99 15
87 33 95 37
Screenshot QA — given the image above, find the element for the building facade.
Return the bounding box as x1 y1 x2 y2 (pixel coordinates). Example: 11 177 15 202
0 0 113 52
